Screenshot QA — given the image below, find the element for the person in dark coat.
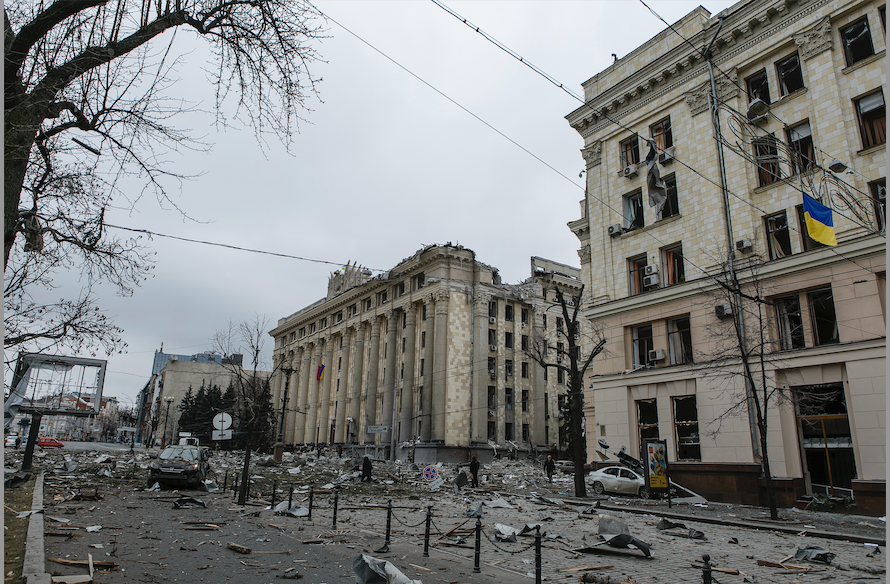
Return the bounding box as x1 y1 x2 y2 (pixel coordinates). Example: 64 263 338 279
544 454 556 483
469 455 480 488
362 456 372 483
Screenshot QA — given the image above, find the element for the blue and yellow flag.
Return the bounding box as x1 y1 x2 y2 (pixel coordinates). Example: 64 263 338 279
317 364 325 381
802 194 837 246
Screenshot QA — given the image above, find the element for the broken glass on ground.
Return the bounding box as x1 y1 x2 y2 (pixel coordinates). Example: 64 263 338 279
572 515 652 558
793 545 836 564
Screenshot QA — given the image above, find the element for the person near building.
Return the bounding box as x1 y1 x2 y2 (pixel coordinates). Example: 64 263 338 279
469 455 480 488
544 454 556 483
362 456 373 483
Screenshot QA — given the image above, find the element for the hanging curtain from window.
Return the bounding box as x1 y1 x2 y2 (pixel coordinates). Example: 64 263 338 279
664 250 675 285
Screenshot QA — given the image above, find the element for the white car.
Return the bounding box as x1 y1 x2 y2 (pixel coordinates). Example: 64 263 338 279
588 466 649 498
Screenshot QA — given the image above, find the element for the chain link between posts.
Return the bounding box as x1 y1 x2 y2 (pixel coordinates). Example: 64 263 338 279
391 509 429 528
480 526 537 554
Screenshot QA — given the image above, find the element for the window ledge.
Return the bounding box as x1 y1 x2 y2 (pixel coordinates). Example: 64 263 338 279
753 179 783 195
776 86 808 103
842 50 885 74
856 143 886 157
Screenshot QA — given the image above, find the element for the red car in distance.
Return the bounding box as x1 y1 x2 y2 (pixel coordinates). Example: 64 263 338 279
37 437 64 448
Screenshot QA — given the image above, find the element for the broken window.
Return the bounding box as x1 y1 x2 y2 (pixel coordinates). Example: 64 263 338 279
650 117 673 150
414 272 425 291
488 300 497 318
487 357 496 377
796 205 826 251
787 121 814 175
636 398 659 458
521 308 529 326
505 422 514 441
662 244 685 286
870 179 886 232
397 282 406 297
856 91 886 149
620 135 640 169
521 390 529 412
765 212 792 259
422 304 427 321
632 323 654 367
629 255 648 296
745 69 770 104
505 359 513 379
544 393 549 418
794 383 857 495
521 361 529 379
775 294 805 350
505 332 514 349
522 423 530 443
420 359 424 377
673 396 701 461
623 190 644 230
668 316 693 364
556 318 564 332
754 134 781 186
401 337 406 353
488 421 496 442
505 304 514 322
776 53 804 95
488 386 496 410
488 329 497 346
657 174 679 220
808 288 839 345
521 334 529 351
542 314 547 329
557 369 565 385
841 17 875 66
421 331 426 348
505 388 513 411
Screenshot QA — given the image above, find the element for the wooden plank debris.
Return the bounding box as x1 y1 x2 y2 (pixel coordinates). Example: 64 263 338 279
226 542 252 554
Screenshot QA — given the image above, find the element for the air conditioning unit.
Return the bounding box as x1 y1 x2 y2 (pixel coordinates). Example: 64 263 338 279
643 273 660 288
521 322 526 328
608 224 623 237
643 264 659 276
715 303 733 319
557 356 563 363
648 349 666 362
622 164 639 179
488 410 495 418
736 238 754 253
658 146 674 165
489 345 498 352
489 316 497 324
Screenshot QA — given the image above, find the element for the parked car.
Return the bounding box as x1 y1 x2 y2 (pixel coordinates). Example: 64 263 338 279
6 434 19 447
588 466 649 498
148 445 212 487
37 437 64 448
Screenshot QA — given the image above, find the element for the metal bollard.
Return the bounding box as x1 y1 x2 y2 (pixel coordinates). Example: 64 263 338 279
535 525 542 584
422 506 432 557
473 517 482 573
223 470 229 493
702 554 712 584
288 484 294 510
385 500 392 547
332 490 339 529
233 477 239 500
308 486 314 519
271 479 277 509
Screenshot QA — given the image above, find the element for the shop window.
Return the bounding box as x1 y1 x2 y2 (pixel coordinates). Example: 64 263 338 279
795 383 856 495
841 17 875 66
637 398 659 458
521 362 529 379
662 244 685 286
623 190 644 230
657 174 679 220
765 212 792 259
651 117 673 150
796 205 826 251
754 134 781 186
673 396 701 460
505 388 513 411
870 179 886 232
505 304 514 322
632 324 654 367
808 288 839 345
629 255 648 296
787 121 814 175
745 69 770 104
521 390 529 412
776 53 804 95
775 294 805 350
856 91 886 149
505 332 514 349
620 135 640 169
668 316 693 364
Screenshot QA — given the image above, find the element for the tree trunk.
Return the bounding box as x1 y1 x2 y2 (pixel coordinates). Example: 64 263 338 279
238 446 252 505
570 389 587 498
4 100 37 271
760 431 778 519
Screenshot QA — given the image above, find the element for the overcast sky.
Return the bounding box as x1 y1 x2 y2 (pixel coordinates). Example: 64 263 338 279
38 0 738 408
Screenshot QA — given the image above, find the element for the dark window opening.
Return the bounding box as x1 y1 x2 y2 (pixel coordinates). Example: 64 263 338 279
632 324 654 367
795 383 856 495
505 422 514 441
746 69 770 104
662 244 685 286
775 294 805 350
521 334 529 351
673 396 701 460
766 212 792 259
629 255 648 296
668 316 693 364
620 136 640 168
488 301 497 318
521 361 529 379
488 329 497 346
651 117 673 150
841 17 875 66
505 359 513 379
870 179 886 232
624 190 644 230
505 305 514 322
505 388 513 411
487 421 496 442
657 174 679 220
856 91 886 149
809 288 839 345
488 386 496 410
754 134 781 186
522 423 530 443
787 122 814 175
505 332 514 349
637 398 659 460
487 357 496 377
521 308 529 326
776 53 804 95
521 390 529 412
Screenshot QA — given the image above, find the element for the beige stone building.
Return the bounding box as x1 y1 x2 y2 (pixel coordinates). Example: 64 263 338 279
566 0 884 511
270 244 587 463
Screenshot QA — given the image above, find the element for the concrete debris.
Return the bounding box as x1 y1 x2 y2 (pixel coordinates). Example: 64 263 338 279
147 482 161 491
352 553 422 584
494 523 520 542
794 545 836 564
203 480 219 492
85 525 102 532
466 502 484 518
484 498 514 509
173 496 206 509
572 515 653 558
656 518 687 530
273 501 309 517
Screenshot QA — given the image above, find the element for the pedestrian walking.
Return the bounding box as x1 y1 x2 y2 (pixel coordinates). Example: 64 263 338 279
544 454 556 483
469 455 480 488
362 455 373 483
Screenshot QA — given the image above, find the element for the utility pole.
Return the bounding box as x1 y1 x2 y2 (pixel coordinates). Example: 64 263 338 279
161 396 174 449
274 367 294 462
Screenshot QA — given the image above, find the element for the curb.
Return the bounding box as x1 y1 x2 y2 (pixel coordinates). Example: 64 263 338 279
22 471 51 584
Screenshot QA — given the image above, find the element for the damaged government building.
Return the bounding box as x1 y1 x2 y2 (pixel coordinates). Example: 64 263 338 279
269 243 587 464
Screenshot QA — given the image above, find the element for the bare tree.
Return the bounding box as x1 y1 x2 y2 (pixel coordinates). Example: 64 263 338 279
211 315 278 506
526 285 606 498
4 0 326 359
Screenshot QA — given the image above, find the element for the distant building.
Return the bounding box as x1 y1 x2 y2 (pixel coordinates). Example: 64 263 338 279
566 0 884 512
270 244 587 463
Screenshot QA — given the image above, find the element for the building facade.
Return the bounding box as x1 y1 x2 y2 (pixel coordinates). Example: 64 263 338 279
566 0 884 511
270 244 587 463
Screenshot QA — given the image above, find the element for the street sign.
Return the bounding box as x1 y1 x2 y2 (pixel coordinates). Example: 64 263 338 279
213 412 233 430
429 476 444 491
212 429 233 441
422 466 438 481
367 425 388 434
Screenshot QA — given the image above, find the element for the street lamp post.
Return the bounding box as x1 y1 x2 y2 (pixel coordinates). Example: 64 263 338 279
273 367 294 463
161 396 174 449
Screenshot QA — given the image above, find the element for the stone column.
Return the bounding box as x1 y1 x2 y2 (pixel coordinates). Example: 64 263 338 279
364 318 382 443
399 304 417 442
381 310 399 446
471 291 490 444
334 328 353 444
349 323 366 444
318 334 334 444
303 340 323 444
294 344 311 444
432 290 449 442
421 299 434 442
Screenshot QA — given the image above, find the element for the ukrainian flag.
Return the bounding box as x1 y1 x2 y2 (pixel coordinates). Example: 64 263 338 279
802 193 837 246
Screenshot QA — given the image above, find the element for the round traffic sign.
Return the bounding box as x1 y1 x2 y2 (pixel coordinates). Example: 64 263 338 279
422 466 438 481
213 412 232 430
